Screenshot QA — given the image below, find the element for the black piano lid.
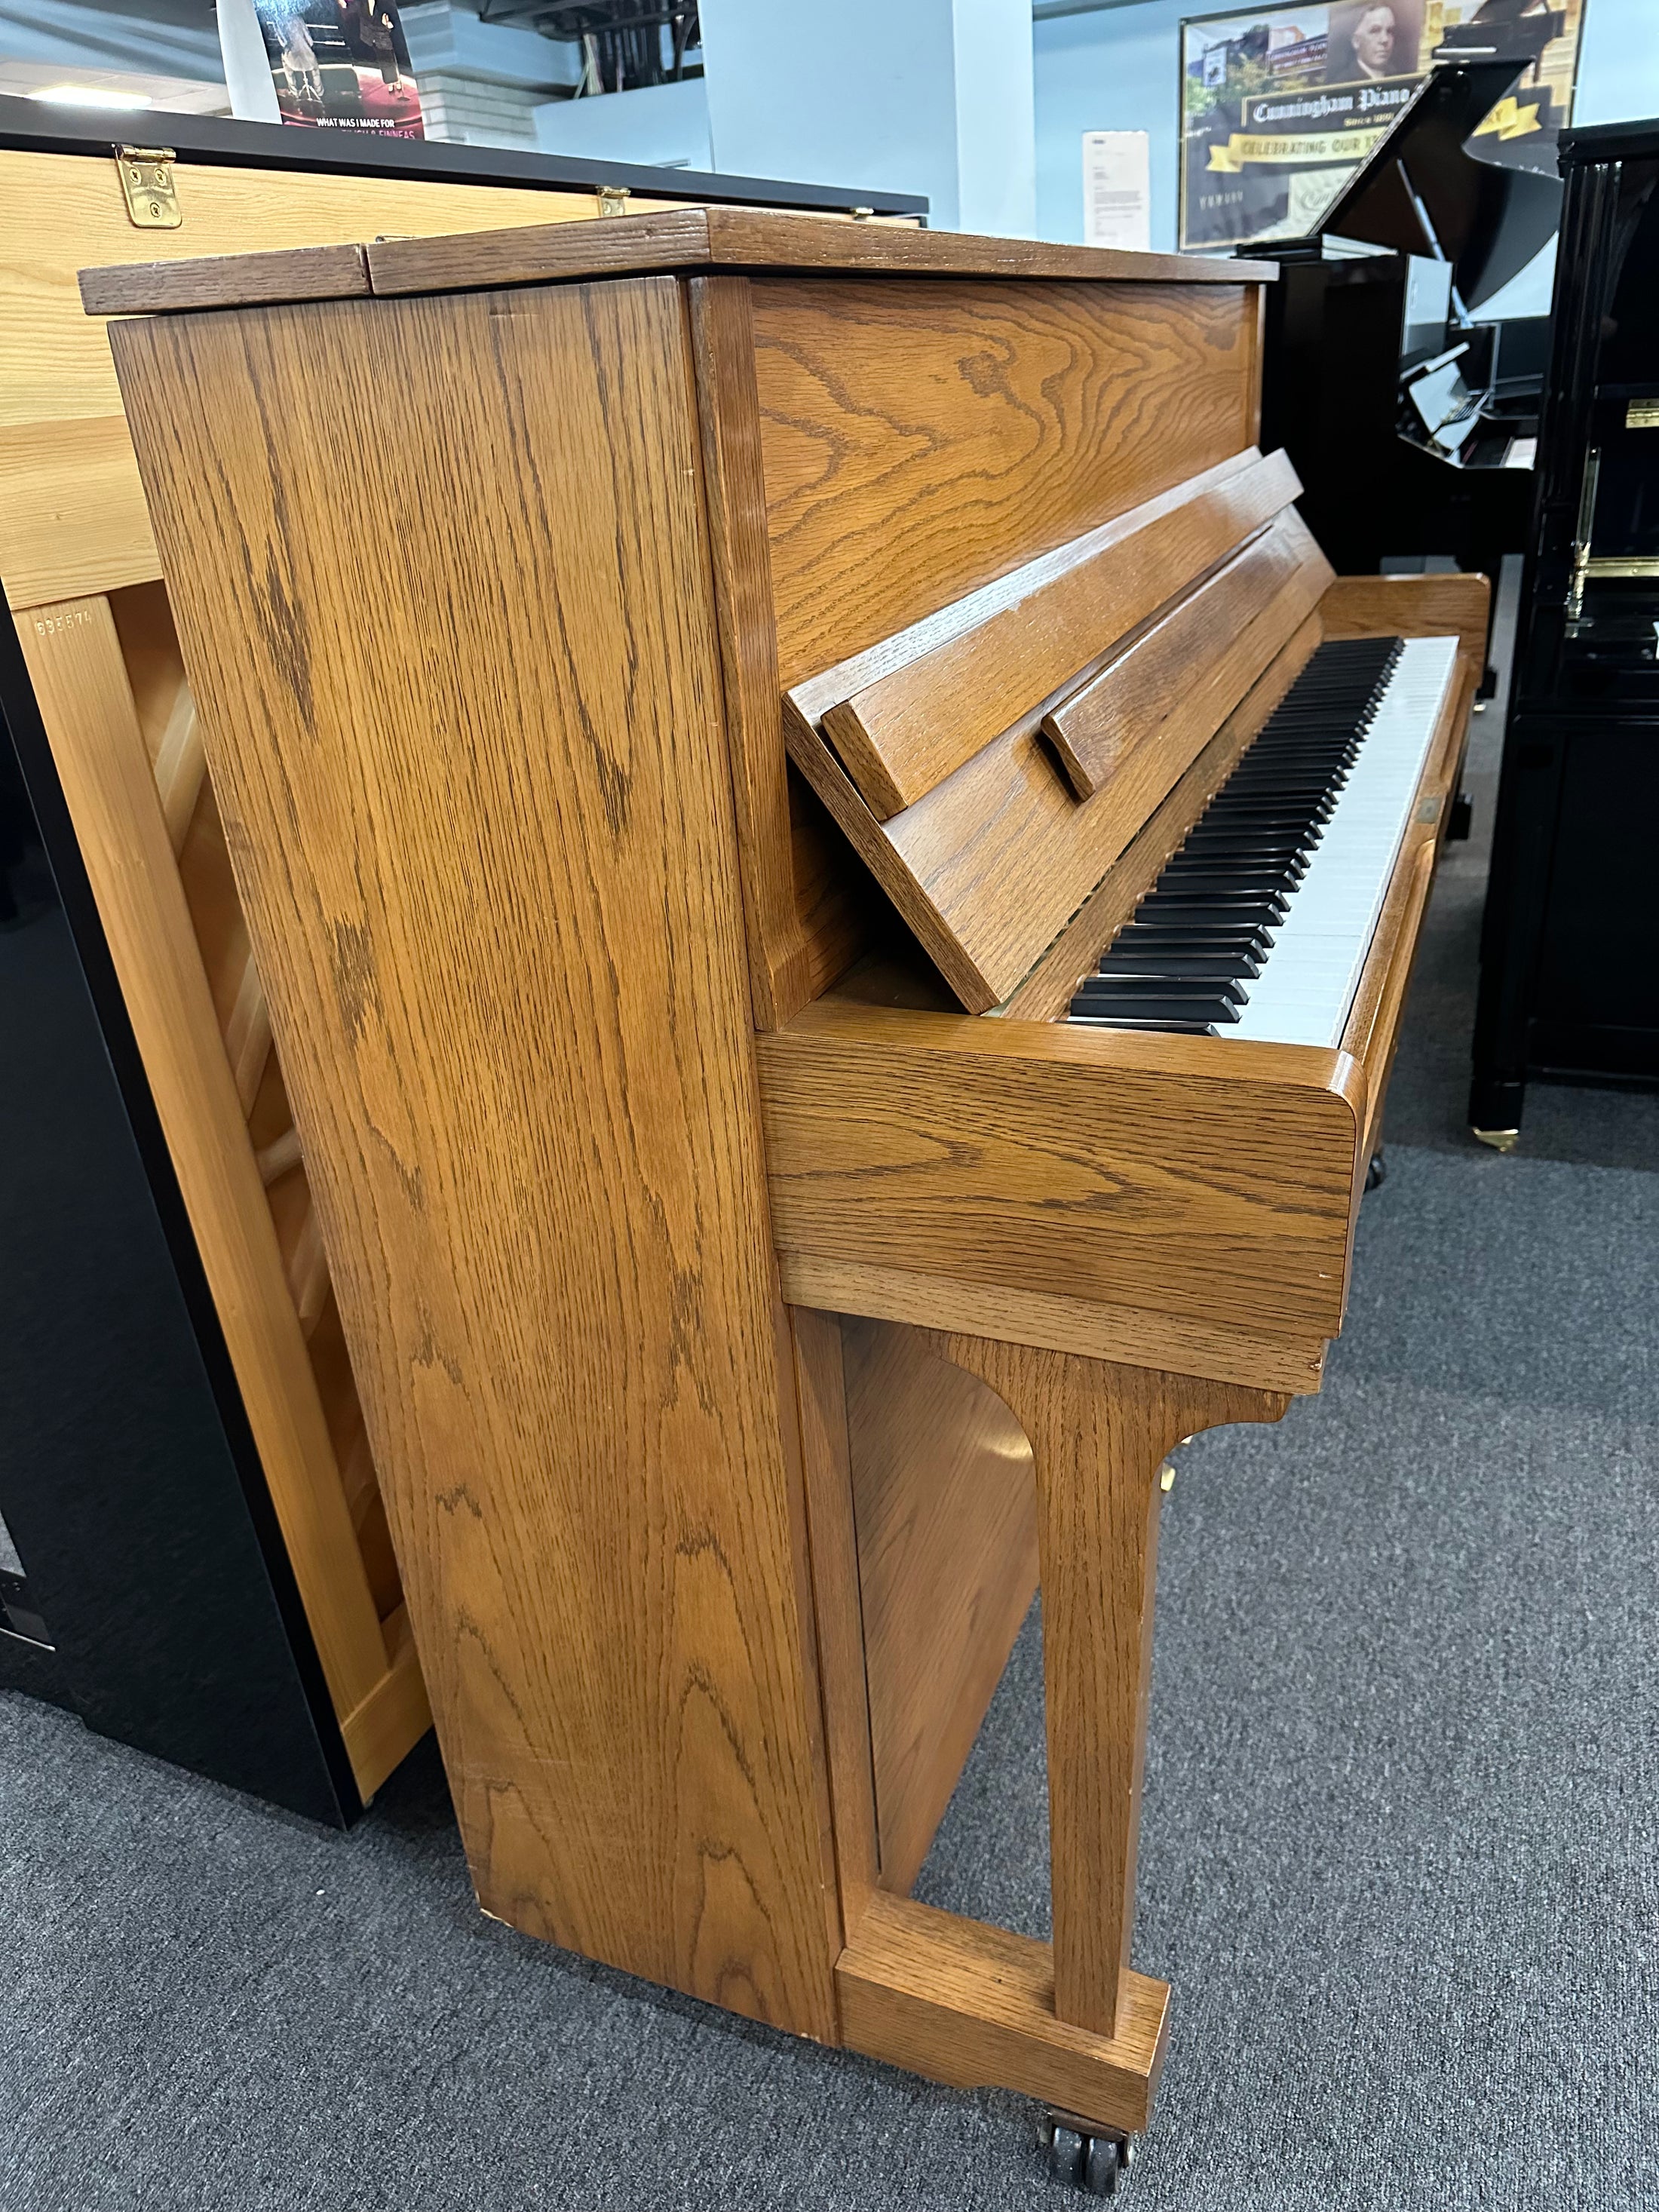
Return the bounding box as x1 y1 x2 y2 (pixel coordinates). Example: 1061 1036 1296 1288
0 94 928 217
1310 54 1562 312
1558 117 1659 167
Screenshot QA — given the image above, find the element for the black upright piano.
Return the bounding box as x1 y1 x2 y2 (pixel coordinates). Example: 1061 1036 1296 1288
1470 119 1659 1140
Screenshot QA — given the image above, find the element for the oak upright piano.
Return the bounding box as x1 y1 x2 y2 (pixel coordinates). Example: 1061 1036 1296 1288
86 210 1486 2179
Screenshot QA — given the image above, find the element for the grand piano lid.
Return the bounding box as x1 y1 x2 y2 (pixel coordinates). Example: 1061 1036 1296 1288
1311 45 1563 312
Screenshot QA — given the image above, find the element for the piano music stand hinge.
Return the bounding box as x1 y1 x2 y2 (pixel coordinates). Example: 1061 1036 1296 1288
595 183 632 217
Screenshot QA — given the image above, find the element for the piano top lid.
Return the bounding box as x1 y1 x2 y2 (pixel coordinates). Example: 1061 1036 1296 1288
79 204 1278 321
1559 115 1659 167
1305 48 1564 312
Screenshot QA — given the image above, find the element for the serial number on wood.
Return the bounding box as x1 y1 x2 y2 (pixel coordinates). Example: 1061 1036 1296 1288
33 607 94 637
32 606 95 641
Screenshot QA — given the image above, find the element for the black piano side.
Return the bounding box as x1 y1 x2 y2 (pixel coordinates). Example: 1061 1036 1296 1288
1470 118 1659 1139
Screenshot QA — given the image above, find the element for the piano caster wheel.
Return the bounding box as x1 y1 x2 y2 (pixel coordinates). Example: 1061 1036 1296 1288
1044 2116 1135 2196
1365 1147 1387 1192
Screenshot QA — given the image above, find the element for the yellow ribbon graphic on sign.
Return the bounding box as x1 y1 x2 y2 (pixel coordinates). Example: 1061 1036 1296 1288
1473 96 1543 140
1207 127 1388 171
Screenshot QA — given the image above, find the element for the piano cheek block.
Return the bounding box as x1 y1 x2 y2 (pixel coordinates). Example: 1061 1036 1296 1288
95 215 1479 2150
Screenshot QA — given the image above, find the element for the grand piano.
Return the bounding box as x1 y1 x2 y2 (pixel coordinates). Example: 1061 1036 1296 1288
1243 10 1564 597
85 211 1483 2189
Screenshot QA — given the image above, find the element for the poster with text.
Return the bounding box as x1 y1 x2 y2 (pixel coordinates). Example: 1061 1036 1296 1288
1179 0 1581 253
255 0 425 136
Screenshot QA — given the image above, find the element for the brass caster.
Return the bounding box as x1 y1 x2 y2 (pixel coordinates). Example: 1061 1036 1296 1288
1158 1462 1176 1495
1472 1127 1519 1154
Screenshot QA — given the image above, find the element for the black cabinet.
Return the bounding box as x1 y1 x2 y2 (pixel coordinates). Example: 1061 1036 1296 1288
1471 120 1659 1137
0 623 356 1822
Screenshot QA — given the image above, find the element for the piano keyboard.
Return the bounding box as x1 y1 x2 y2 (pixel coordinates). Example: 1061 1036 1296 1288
1067 634 1458 1049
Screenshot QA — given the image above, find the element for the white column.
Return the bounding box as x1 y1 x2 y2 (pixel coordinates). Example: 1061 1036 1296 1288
698 0 1035 236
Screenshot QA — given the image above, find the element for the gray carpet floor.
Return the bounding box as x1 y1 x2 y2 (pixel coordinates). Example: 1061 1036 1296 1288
4 575 1656 2209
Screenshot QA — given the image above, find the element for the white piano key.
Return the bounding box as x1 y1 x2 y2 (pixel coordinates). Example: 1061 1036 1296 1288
1225 636 1458 1050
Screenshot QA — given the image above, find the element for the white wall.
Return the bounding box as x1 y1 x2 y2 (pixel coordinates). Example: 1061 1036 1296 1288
1035 1 1185 246
701 0 961 214
0 0 222 80
1034 0 1659 253
700 0 1032 230
532 79 711 170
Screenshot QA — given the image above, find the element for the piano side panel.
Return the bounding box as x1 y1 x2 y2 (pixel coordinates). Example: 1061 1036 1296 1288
109 277 843 2037
750 277 1267 687
840 1318 1040 1898
1318 571 1492 661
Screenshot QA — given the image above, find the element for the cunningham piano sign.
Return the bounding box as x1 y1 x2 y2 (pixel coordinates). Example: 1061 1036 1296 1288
1179 0 1584 252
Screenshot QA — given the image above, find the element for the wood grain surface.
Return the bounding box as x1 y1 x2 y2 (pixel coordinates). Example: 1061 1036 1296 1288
925 1341 1284 2033
80 242 370 316
842 1319 1039 1893
111 276 840 2033
788 1308 881 1932
751 278 1266 685
1320 570 1492 659
781 556 1331 1014
759 997 1365 1340
838 1891 1170 2135
1004 609 1325 1022
1044 508 1329 797
686 274 829 1029
776 1254 1327 1394
9 146 696 610
803 451 1299 818
15 594 412 1779
354 204 1272 305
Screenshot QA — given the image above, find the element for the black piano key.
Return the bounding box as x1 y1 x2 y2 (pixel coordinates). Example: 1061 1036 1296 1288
1152 873 1302 900
1068 1015 1219 1034
1084 973 1250 1002
1176 853 1308 879
1111 929 1272 957
1182 826 1319 843
1090 951 1262 980
1139 891 1289 919
1071 992 1242 1026
1075 969 1249 1003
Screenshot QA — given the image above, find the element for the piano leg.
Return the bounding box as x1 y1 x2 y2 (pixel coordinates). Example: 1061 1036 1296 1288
925 1340 1289 2039
811 1315 1293 2137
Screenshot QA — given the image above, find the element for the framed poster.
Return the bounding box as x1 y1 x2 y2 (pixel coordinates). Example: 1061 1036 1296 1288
253 0 425 137
1179 0 1584 253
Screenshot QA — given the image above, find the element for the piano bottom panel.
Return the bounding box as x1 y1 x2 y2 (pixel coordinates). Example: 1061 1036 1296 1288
841 1317 1040 1894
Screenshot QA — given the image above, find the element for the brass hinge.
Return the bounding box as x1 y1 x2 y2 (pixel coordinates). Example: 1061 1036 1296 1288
595 183 630 217
116 146 181 229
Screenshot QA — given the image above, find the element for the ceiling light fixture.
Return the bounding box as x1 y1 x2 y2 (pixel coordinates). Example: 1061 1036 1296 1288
26 84 154 109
